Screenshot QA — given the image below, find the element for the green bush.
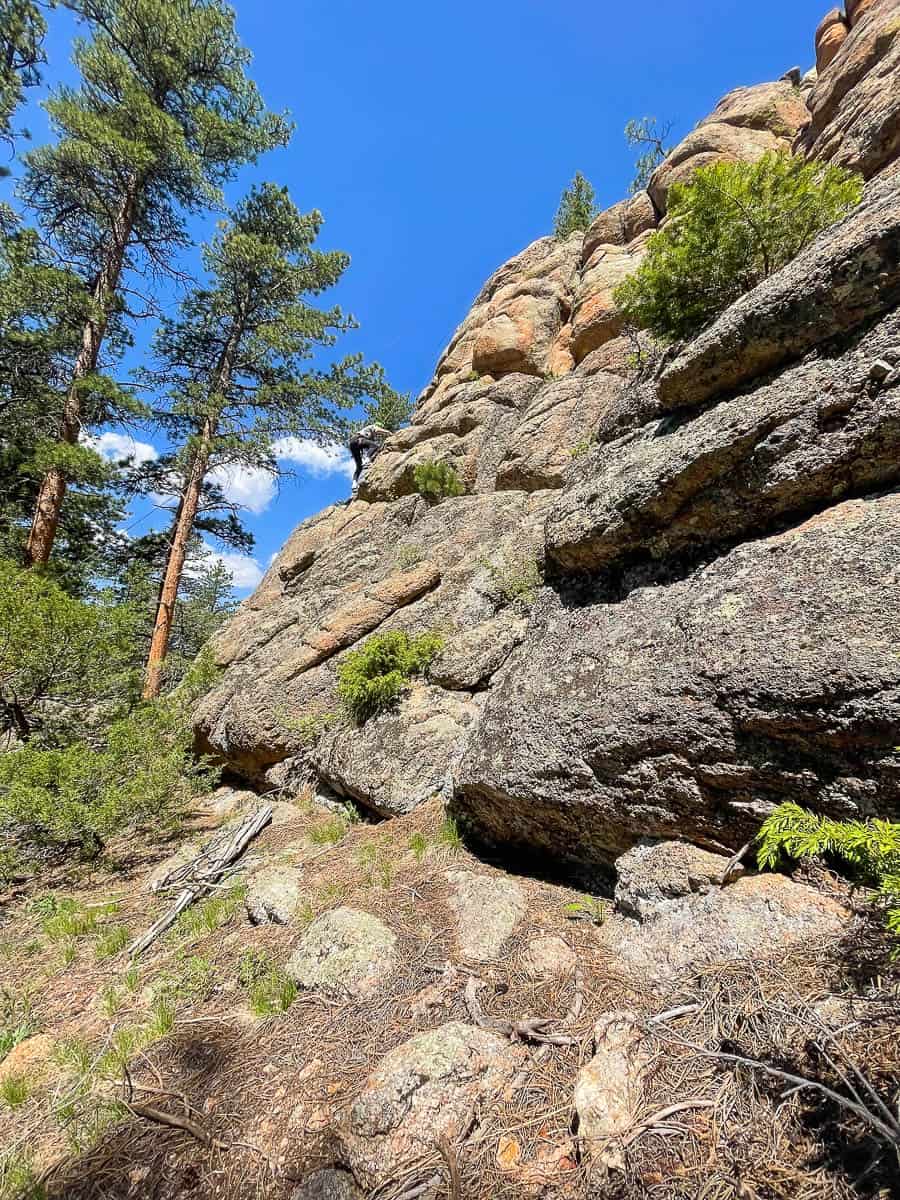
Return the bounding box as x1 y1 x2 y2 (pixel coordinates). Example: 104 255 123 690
337 630 444 723
757 802 900 938
0 559 140 743
0 657 218 865
614 153 863 342
412 460 464 502
553 171 599 239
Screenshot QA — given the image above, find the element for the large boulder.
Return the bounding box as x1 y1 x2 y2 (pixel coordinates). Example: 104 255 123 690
582 192 657 260
615 873 849 985
815 8 850 72
570 243 647 363
456 491 900 869
195 491 552 789
800 0 900 178
339 1022 522 1191
648 81 810 213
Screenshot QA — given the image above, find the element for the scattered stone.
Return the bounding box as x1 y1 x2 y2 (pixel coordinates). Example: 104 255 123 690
286 908 397 998
870 357 894 382
614 839 744 922
521 935 577 980
446 870 526 960
340 1021 523 1191
574 1011 651 1171
245 865 303 925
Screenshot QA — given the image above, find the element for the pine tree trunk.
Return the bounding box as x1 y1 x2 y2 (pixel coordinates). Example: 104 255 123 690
24 183 138 566
142 419 215 700
142 314 244 699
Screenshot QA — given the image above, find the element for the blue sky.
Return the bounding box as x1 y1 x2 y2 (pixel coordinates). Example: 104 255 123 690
5 0 828 591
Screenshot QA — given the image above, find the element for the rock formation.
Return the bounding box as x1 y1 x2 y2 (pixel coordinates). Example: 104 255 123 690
198 0 900 887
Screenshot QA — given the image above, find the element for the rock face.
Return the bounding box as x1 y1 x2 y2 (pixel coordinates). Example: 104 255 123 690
648 81 810 214
339 1022 522 1191
196 10 900 896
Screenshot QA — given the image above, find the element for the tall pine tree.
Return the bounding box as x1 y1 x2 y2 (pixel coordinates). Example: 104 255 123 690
0 0 46 151
140 183 398 697
19 0 290 566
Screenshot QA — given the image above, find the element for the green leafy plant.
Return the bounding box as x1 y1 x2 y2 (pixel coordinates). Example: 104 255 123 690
757 803 900 937
337 631 444 723
564 896 607 925
569 438 594 459
553 171 599 238
412 460 465 502
276 707 338 746
614 153 863 342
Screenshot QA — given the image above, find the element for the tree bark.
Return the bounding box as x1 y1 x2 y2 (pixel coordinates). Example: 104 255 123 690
141 415 215 700
142 315 244 699
24 183 138 566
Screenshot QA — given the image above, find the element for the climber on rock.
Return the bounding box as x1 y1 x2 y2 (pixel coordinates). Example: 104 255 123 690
349 423 392 491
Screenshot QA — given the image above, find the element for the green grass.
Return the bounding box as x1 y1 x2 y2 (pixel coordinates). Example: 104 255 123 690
99 985 125 1019
564 896 607 925
408 832 428 861
237 950 296 1017
308 816 349 845
53 1036 92 1079
0 1150 44 1200
36 896 120 943
0 1073 29 1109
94 924 130 960
436 817 463 853
172 885 246 940
145 996 176 1040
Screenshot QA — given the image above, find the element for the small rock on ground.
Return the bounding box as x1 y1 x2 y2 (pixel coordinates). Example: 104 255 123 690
245 865 303 925
286 907 397 998
446 870 526 959
615 839 743 922
520 935 577 979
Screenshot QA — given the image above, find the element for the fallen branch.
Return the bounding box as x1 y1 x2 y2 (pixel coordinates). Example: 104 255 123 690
721 840 752 883
128 805 272 958
464 975 576 1046
124 1101 219 1147
623 1100 714 1147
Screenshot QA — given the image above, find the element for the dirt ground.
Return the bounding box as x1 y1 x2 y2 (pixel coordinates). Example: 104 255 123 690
1 792 898 1200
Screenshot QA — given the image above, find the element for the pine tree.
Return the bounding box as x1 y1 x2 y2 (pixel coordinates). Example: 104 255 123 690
0 217 132 591
19 0 290 567
553 171 599 239
140 183 398 697
0 0 46 151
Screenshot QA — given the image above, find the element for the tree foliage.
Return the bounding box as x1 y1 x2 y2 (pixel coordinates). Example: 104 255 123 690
758 802 900 938
614 153 863 342
337 630 444 724
0 0 46 150
0 558 139 743
20 0 292 564
553 171 598 239
624 116 673 195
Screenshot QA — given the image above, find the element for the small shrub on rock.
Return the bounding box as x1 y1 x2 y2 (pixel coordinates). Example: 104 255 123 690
337 631 444 724
412 459 464 502
614 153 863 342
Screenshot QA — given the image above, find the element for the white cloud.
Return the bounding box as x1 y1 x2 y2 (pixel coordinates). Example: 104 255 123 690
87 431 159 466
274 437 355 481
195 544 265 591
208 463 277 515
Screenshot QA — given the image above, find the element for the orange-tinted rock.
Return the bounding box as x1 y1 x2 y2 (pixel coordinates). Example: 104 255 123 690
801 0 900 177
571 243 646 362
648 81 809 212
846 0 881 25
816 8 850 71
582 191 657 261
